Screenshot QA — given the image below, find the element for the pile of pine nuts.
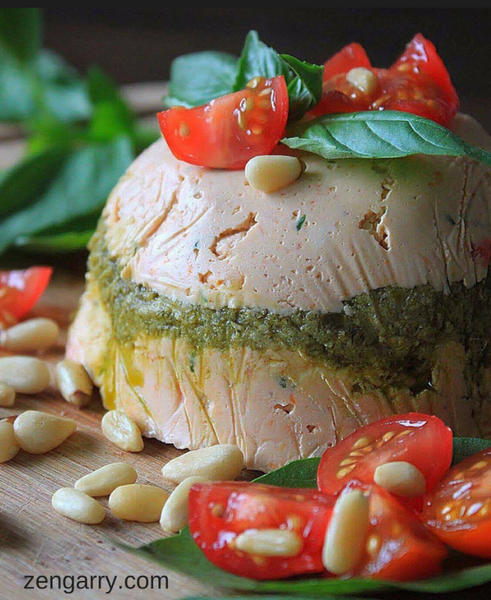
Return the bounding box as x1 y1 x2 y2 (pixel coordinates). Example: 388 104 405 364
0 317 94 409
51 444 245 529
0 410 76 462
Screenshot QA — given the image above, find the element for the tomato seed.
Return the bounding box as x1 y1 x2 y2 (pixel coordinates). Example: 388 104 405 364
179 122 190 138
352 436 371 449
366 534 382 557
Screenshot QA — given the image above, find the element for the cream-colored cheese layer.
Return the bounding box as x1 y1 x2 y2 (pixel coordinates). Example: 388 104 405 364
103 113 491 313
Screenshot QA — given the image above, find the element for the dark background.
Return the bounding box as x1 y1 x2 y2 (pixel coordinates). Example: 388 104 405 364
43 8 491 126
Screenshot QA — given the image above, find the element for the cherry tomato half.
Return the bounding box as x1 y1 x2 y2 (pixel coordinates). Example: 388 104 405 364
0 267 52 324
158 76 289 169
323 42 371 80
423 446 491 558
313 33 459 126
317 413 453 506
189 481 334 580
341 483 447 581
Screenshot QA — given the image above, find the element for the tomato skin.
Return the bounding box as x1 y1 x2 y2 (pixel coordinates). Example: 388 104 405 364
158 76 289 170
315 34 458 126
341 482 447 581
422 447 491 558
0 267 52 324
189 482 335 580
317 413 453 506
323 42 371 80
392 33 458 120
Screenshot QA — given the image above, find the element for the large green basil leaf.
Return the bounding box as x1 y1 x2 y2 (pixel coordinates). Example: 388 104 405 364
165 51 238 108
0 137 133 254
282 111 491 168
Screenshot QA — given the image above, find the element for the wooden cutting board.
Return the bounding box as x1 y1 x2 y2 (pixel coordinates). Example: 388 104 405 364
0 270 232 600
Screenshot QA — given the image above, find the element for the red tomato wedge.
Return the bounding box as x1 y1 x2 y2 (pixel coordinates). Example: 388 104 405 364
422 446 491 558
317 413 453 505
189 481 334 580
158 76 289 169
0 267 52 324
313 33 459 126
340 483 447 580
323 42 371 80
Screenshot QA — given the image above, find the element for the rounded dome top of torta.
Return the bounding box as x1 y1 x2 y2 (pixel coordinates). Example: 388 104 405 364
101 113 491 314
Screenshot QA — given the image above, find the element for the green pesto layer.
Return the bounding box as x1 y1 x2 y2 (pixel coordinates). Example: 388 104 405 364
89 219 491 381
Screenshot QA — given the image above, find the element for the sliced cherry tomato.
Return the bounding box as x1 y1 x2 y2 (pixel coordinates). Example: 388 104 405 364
0 267 52 324
158 76 288 169
391 33 458 114
317 413 453 506
313 34 459 126
422 447 491 558
189 481 334 580
323 42 371 80
340 483 447 580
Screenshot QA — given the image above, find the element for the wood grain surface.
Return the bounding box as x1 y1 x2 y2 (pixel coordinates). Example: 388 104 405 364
0 271 228 600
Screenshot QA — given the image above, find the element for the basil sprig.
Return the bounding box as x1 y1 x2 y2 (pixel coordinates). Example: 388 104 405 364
0 9 159 256
282 111 491 168
164 30 323 122
123 437 491 596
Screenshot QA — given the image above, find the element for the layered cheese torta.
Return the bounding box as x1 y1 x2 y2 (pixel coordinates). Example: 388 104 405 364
67 111 491 471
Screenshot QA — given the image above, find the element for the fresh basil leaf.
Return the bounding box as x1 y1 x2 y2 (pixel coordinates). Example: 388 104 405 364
26 117 84 154
127 526 491 596
234 31 322 121
452 437 491 466
0 137 133 254
281 55 323 122
86 67 136 142
0 147 68 219
234 31 290 91
254 457 319 488
0 8 41 65
282 111 491 169
15 230 93 253
0 45 35 121
165 51 238 108
0 48 91 123
132 126 159 154
36 50 91 123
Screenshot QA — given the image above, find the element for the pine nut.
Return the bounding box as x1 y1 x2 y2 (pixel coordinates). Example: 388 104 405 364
160 476 208 533
346 67 377 94
0 356 50 394
235 529 303 557
245 155 304 193
161 444 244 484
0 382 15 407
56 359 93 408
101 410 144 452
52 488 105 524
75 463 137 497
0 318 60 352
109 484 168 522
14 410 76 454
0 420 20 463
373 461 427 497
322 489 370 575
